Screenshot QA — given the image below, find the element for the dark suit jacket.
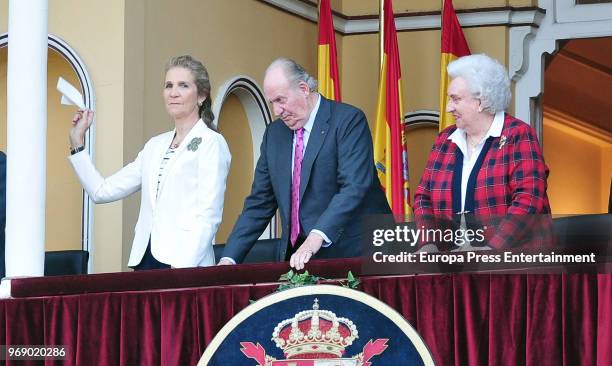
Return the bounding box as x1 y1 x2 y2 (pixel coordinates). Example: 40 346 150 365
0 152 6 278
223 97 390 263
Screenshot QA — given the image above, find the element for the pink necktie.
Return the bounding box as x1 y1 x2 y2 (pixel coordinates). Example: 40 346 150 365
290 128 305 246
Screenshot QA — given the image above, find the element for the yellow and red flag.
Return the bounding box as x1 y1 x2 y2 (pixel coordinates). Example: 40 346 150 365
439 0 471 131
317 0 341 101
374 0 411 218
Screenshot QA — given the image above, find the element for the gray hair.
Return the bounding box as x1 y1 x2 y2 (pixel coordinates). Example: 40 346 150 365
165 55 216 130
266 57 318 92
447 54 511 114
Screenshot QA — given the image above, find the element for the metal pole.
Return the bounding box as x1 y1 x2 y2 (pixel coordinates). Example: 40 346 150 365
379 0 385 72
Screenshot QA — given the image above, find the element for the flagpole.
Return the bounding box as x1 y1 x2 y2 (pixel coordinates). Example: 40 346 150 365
379 0 384 72
440 0 446 131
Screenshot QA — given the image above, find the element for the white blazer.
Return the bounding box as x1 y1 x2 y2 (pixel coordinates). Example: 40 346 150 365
69 120 231 268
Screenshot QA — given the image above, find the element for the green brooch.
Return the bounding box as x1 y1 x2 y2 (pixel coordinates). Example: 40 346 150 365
187 137 202 152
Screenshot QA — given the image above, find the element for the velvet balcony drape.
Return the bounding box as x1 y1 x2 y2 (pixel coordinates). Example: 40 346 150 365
1 268 610 365
360 273 611 366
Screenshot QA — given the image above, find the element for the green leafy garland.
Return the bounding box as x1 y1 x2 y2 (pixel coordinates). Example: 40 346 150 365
276 270 360 292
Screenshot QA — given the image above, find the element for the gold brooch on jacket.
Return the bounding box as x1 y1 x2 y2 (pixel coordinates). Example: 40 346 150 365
498 135 507 149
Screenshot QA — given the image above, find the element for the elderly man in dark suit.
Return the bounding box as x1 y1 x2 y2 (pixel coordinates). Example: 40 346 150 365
220 58 389 269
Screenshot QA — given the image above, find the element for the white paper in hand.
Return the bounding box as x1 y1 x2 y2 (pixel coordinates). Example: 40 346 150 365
57 77 85 109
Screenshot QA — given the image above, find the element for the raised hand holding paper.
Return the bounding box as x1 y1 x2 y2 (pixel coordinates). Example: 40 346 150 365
56 77 85 109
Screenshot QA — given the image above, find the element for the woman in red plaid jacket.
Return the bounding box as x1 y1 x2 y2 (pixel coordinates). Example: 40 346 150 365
414 54 551 250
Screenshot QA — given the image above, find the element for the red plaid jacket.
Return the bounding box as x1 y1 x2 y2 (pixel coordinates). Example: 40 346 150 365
414 114 551 249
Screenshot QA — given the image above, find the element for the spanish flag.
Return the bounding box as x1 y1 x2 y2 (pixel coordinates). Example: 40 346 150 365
317 0 341 101
439 0 470 131
374 0 411 218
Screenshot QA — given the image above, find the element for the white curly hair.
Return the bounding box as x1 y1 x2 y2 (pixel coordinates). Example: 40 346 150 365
447 54 511 114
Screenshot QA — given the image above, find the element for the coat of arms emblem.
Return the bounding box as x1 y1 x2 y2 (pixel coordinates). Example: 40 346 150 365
240 299 388 366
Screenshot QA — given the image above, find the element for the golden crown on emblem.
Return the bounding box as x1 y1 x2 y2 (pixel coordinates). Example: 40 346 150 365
271 298 359 359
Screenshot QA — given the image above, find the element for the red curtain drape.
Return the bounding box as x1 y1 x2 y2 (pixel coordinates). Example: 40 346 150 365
1 274 610 365
360 273 612 366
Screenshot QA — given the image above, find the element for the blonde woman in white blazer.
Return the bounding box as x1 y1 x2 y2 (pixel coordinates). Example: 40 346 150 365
68 55 231 270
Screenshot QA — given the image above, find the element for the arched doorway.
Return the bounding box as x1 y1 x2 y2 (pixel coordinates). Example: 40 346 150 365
0 34 95 257
213 76 278 242
404 110 439 203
